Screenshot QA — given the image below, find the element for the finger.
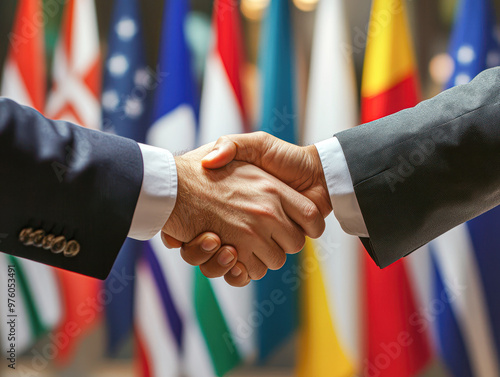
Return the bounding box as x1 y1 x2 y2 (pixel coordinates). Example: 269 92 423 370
179 232 221 266
280 187 325 239
199 246 237 278
236 247 268 280
161 232 183 249
201 132 276 169
271 215 305 256
201 136 237 169
253 237 288 270
236 235 281 274
224 262 251 287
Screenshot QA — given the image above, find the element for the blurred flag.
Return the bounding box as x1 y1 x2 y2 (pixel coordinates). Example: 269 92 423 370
256 0 299 361
135 241 184 377
45 0 103 362
198 0 248 143
135 0 197 375
197 0 253 374
101 0 151 356
297 0 360 375
146 0 198 151
360 0 432 376
429 0 500 375
0 0 62 355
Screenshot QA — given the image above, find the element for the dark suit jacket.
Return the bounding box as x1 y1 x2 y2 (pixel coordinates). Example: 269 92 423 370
0 98 143 279
336 67 500 268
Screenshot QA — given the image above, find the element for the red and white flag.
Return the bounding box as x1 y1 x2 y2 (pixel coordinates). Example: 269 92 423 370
46 0 101 130
0 0 62 354
45 0 103 363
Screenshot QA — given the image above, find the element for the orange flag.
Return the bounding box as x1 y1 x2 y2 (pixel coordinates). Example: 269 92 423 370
360 1 432 376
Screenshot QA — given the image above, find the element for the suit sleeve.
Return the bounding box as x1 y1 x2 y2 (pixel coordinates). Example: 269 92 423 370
0 98 144 279
335 67 500 268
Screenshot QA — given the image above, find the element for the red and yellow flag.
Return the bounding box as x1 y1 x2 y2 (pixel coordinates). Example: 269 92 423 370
360 1 431 376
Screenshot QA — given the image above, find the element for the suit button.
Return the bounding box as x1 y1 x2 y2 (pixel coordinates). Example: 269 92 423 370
42 234 55 250
31 230 45 247
64 240 80 257
51 236 67 254
19 228 34 245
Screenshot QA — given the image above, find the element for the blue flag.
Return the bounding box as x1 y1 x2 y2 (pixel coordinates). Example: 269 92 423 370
256 0 299 361
432 0 500 375
147 0 198 153
101 0 151 356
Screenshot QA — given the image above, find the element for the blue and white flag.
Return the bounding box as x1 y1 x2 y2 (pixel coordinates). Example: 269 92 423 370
431 0 500 375
101 0 151 356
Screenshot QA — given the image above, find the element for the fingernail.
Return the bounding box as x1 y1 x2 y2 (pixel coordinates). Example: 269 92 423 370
202 150 219 162
201 237 218 252
218 249 235 266
231 266 242 277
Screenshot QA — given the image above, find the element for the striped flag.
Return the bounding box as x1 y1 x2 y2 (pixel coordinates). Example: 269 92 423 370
297 0 360 375
0 0 62 354
101 0 150 356
430 0 500 375
197 0 254 373
198 0 249 143
360 1 432 376
135 0 196 375
256 0 299 361
45 0 103 362
135 239 184 377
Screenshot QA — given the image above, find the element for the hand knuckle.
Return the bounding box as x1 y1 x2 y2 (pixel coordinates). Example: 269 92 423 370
256 205 277 219
303 204 320 224
259 180 276 194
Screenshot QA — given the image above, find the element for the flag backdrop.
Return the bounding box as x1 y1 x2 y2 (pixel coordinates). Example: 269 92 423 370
297 0 360 376
0 0 62 355
360 0 432 376
256 0 300 361
101 0 150 356
2 1 500 375
430 0 500 375
45 0 103 362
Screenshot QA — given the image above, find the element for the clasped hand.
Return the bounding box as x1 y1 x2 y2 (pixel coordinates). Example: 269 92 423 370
162 132 332 287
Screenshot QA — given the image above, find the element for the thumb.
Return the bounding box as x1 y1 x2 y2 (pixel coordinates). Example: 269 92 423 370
201 136 237 169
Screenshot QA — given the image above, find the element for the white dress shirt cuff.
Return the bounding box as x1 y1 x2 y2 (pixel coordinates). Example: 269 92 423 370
128 143 178 240
315 137 369 237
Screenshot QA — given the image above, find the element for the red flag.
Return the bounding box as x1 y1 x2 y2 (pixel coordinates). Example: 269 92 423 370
1 0 64 354
3 0 46 111
45 0 102 363
360 1 432 376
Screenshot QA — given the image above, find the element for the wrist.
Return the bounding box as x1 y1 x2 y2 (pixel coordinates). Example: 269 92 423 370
306 144 333 216
164 155 194 241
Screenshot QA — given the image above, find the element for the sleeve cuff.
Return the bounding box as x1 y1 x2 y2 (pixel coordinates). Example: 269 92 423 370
315 137 369 237
128 143 178 240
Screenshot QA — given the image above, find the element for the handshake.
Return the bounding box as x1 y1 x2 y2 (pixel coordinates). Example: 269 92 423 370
161 132 333 288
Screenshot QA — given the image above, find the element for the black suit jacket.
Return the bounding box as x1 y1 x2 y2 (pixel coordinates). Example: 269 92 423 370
0 98 143 279
336 67 500 268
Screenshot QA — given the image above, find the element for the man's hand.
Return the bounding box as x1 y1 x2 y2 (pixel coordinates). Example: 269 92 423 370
202 131 332 217
161 232 251 287
163 143 325 280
